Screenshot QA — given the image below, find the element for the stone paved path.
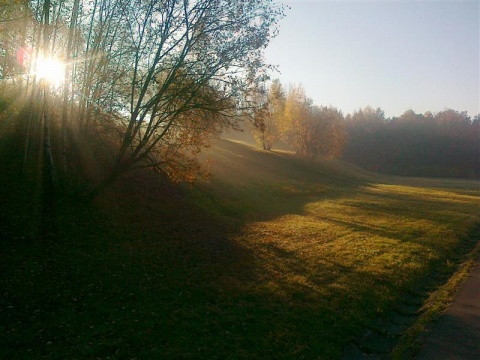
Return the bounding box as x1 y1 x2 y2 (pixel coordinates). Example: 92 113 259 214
415 259 480 359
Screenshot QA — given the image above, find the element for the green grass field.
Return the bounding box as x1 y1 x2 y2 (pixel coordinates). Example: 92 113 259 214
1 138 479 359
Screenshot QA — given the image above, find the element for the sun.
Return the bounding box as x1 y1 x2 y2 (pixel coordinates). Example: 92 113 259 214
33 54 65 86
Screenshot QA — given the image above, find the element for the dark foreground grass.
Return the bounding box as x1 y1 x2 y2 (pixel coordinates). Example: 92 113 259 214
1 139 479 359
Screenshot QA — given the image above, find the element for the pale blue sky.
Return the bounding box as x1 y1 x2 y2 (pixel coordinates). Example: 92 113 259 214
265 0 480 118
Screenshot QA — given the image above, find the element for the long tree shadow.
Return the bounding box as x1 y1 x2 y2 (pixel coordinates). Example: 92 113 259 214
2 136 479 359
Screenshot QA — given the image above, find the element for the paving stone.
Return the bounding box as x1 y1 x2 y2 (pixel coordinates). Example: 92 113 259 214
343 342 388 360
394 302 422 316
370 319 409 336
388 311 417 325
358 329 398 355
342 342 369 359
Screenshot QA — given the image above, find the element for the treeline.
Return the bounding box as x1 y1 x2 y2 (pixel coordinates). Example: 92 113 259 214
248 80 479 179
343 107 479 179
251 80 346 159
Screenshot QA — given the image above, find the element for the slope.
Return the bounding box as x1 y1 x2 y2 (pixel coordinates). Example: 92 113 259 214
1 137 479 359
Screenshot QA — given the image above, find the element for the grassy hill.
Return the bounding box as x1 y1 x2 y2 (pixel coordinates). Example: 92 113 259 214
1 138 479 359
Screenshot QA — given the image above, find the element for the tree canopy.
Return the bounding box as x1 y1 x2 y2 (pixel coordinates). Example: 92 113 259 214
251 81 347 159
0 0 286 198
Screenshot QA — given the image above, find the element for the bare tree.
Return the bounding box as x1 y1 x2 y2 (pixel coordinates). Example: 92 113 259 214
82 0 285 198
252 79 284 150
3 0 285 199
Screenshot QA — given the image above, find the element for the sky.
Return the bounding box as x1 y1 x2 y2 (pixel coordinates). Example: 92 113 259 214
264 0 480 118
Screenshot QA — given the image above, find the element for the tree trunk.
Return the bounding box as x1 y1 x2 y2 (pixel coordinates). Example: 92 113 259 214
61 0 80 175
84 160 128 201
42 0 57 191
43 88 57 190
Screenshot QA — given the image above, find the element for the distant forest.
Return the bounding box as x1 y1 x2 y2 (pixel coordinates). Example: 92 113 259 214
250 81 479 180
343 107 479 179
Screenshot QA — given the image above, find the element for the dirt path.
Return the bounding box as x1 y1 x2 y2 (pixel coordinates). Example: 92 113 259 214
415 258 480 359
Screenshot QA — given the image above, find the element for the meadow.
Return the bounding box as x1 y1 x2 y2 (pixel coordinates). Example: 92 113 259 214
1 138 479 359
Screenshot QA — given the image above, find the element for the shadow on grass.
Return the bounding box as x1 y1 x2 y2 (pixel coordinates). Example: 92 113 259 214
1 137 479 359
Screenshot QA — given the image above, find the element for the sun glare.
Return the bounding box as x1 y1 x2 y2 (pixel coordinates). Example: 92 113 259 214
33 55 65 86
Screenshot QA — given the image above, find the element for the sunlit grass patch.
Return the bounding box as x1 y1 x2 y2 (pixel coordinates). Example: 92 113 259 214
202 141 480 357
2 139 479 359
